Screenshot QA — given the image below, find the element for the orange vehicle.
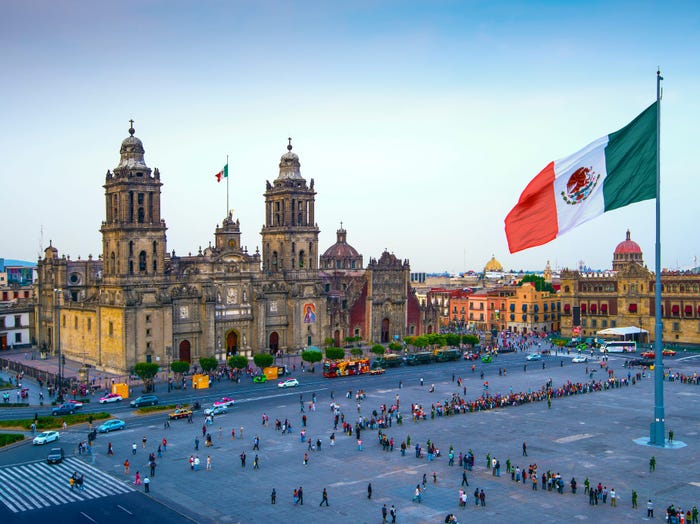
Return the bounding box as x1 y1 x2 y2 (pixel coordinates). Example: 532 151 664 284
640 349 676 359
323 358 370 378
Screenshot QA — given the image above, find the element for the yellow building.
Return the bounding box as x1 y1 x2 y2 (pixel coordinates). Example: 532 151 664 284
505 283 560 334
560 231 700 346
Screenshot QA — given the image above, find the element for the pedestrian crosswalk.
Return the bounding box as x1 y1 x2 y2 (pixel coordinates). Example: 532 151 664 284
0 457 134 513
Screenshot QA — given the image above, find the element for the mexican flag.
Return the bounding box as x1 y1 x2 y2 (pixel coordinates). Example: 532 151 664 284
215 163 229 183
505 101 657 253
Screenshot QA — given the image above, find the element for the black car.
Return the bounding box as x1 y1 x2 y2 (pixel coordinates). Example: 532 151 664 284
51 403 77 416
130 394 159 408
625 358 654 367
47 447 64 464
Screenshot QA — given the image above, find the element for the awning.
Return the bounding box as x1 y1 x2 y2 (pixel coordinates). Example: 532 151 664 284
596 326 649 336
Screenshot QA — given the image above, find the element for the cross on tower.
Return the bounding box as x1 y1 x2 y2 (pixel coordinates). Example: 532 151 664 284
128 119 135 136
287 137 293 151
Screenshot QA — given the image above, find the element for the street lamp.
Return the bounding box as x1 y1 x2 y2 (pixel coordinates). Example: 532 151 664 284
53 289 63 401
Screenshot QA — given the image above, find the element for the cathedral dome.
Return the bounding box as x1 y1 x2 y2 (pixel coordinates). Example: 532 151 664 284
320 225 363 270
484 255 503 272
116 122 149 171
614 230 642 254
277 138 303 180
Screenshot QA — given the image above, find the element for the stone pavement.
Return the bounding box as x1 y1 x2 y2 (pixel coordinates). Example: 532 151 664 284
46 350 700 523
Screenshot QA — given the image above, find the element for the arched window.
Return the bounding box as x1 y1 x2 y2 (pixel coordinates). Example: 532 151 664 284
272 251 278 272
139 251 147 272
152 241 157 254
298 250 305 268
129 260 134 275
129 241 134 256
110 252 116 274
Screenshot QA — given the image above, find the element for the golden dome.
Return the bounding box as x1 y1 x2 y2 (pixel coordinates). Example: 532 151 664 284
484 255 503 272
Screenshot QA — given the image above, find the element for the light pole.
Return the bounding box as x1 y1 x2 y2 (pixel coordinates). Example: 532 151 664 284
53 289 63 401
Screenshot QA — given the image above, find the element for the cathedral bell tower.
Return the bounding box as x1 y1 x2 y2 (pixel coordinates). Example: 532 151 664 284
100 122 168 282
261 139 319 273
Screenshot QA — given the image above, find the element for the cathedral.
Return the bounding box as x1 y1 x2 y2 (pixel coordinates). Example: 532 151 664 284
34 125 436 374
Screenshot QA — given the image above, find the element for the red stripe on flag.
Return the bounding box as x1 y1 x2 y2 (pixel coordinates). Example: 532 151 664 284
505 162 558 253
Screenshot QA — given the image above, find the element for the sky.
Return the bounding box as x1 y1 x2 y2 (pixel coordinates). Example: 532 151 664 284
1 0 698 274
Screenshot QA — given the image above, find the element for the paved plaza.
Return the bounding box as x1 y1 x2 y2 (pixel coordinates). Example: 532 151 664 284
3 350 700 523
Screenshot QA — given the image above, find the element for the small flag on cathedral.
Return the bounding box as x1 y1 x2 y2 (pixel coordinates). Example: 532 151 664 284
215 164 229 182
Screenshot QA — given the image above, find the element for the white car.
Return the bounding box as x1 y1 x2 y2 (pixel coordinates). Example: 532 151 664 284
526 353 542 361
33 430 60 445
278 378 299 388
212 397 236 408
99 393 123 404
204 405 229 416
572 354 588 363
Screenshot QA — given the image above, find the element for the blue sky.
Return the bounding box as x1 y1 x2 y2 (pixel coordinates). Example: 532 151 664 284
2 1 698 273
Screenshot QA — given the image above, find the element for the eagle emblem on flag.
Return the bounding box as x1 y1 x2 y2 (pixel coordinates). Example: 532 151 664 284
560 166 600 205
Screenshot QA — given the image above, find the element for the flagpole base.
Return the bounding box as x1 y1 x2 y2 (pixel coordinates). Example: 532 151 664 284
649 421 666 447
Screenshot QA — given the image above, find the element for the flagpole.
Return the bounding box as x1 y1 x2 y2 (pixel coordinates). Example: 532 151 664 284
650 68 665 446
226 154 230 217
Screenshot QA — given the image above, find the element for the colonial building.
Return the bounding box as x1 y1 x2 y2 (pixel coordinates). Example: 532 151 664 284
34 125 437 374
560 230 700 346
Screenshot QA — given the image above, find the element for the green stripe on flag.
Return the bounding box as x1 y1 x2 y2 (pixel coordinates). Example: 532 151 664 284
603 101 657 212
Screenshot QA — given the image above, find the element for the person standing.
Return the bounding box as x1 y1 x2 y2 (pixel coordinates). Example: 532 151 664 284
253 454 259 469
131 442 137 455
240 451 246 468
206 455 211 471
368 482 372 499
270 488 276 504
479 489 486 507
522 441 527 456
632 490 638 509
195 437 199 451
124 459 130 474
298 486 304 505
647 499 654 518
319 488 329 506
382 504 387 522
390 505 397 523
649 456 656 472
143 475 150 493
108 442 114 456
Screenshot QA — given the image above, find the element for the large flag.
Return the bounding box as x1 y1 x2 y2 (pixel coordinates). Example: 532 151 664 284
215 163 229 183
505 102 657 253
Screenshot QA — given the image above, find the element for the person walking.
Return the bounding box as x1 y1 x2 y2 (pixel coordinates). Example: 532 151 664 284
319 488 329 506
143 475 150 493
390 505 397 523
632 490 638 509
206 455 211 471
297 486 304 505
610 488 617 507
368 482 372 499
647 499 654 518
271 488 276 504
461 471 469 486
195 437 199 451
253 454 259 469
124 459 130 474
149 460 156 477
381 504 388 522
131 442 137 455
522 441 527 456
107 442 114 456
479 488 486 507
649 456 656 472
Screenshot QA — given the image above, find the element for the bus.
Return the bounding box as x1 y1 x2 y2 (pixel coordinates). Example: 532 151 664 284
323 358 371 378
600 340 637 353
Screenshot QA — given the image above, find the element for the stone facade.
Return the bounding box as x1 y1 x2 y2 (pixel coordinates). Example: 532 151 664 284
34 126 437 374
560 231 700 346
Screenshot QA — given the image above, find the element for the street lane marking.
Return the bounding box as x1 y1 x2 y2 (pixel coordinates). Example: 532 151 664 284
554 433 595 444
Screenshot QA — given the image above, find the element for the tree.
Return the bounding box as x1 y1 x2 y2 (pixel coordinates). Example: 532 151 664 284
370 344 385 356
199 357 218 373
445 333 461 347
301 350 323 370
519 274 555 293
134 362 160 393
325 347 345 360
350 347 363 357
412 336 429 350
462 334 480 347
171 360 190 375
228 355 248 370
324 337 334 348
388 341 402 352
253 352 274 369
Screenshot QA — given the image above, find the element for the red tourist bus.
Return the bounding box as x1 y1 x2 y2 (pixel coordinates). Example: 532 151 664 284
323 358 371 378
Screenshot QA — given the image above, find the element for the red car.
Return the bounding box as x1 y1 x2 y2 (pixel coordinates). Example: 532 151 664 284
369 368 386 375
463 352 479 361
640 349 676 359
213 397 236 408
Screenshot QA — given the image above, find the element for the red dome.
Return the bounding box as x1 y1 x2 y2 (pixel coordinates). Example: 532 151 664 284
614 230 642 254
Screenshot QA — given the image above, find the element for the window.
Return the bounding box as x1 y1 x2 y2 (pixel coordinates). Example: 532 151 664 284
580 304 587 314
146 328 151 336
601 304 608 313
591 319 597 328
15 333 21 343
611 320 616 327
146 315 151 323
672 305 680 316
564 304 571 314
628 303 637 313
581 319 587 327
602 320 608 328
139 251 147 272
87 318 91 331
685 305 693 316
672 322 681 331
14 315 21 327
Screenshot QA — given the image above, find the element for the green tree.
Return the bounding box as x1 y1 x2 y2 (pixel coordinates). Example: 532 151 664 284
170 360 190 374
519 274 555 293
228 355 248 370
198 357 218 373
370 344 386 356
253 352 274 369
350 347 363 357
324 337 334 348
325 347 345 360
388 341 402 352
462 334 480 347
412 336 429 350
301 350 323 373
445 333 461 347
134 362 160 393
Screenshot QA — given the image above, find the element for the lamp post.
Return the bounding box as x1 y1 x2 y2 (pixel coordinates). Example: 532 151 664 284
53 289 63 402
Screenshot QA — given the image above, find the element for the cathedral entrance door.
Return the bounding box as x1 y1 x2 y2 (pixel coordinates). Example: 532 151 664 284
334 330 341 348
381 318 390 344
226 330 239 356
269 332 279 354
179 340 191 363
